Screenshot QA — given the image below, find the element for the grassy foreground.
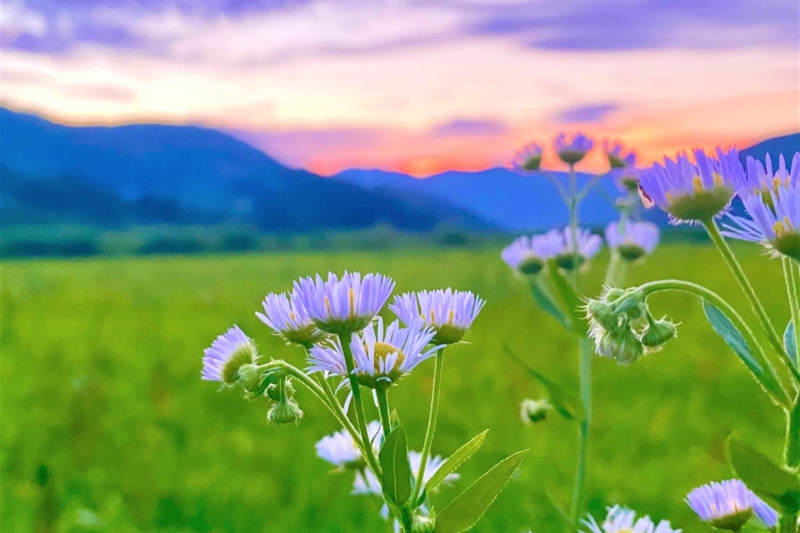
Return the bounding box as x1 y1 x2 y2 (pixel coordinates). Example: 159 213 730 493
0 244 789 532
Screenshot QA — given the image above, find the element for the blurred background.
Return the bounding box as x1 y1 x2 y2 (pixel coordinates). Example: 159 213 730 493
1 0 799 531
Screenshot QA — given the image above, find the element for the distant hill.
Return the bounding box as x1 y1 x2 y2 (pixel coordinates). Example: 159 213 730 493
740 133 799 165
0 108 492 232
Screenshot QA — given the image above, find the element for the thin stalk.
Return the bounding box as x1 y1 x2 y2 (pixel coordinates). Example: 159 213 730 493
778 513 798 533
570 337 592 524
412 348 445 503
314 373 370 457
338 333 382 476
784 258 800 370
785 392 800 468
704 220 800 383
376 386 392 439
636 280 790 407
568 164 580 287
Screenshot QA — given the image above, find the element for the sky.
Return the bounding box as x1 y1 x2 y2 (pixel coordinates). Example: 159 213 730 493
2 0 799 176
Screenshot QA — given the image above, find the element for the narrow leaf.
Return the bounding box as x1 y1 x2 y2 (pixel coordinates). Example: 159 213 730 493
702 301 763 376
379 427 413 506
426 430 488 494
784 320 799 368
528 279 571 330
548 264 589 335
434 450 528 533
503 343 584 420
727 437 800 512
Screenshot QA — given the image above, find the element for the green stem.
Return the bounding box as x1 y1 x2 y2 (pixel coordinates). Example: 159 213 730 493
786 392 800 468
568 164 579 286
314 373 370 457
704 220 800 383
376 385 392 439
337 333 382 477
778 513 798 533
635 280 790 407
783 258 800 370
570 337 592 524
413 348 445 503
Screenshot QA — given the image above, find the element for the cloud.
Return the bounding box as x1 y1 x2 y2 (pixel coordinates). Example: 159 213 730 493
60 82 138 103
555 103 619 124
429 118 509 137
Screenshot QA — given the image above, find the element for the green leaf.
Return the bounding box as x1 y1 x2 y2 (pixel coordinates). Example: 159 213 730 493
547 263 588 335
528 279 571 330
727 437 800 512
425 430 488 494
702 301 763 376
379 427 413 506
503 343 584 420
434 450 528 533
784 320 798 368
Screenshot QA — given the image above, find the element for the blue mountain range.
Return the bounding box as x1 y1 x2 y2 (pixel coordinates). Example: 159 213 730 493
1 107 797 233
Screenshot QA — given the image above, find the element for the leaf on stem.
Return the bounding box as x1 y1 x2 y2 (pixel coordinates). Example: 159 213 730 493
783 320 799 368
727 437 800 513
503 343 584 420
434 450 528 533
528 279 571 330
702 301 763 376
425 430 488 494
547 263 589 335
379 426 413 506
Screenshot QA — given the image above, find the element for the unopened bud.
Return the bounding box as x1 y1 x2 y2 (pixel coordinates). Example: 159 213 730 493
520 399 552 424
641 318 677 350
267 398 303 425
411 514 436 533
597 326 644 365
237 364 264 392
586 300 619 331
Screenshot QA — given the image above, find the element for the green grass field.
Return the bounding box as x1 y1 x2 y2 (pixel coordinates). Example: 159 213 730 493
1 244 790 532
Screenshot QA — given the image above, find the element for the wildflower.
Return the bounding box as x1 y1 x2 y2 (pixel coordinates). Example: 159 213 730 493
604 140 636 170
501 234 560 275
555 132 594 165
742 153 800 195
555 227 603 270
722 180 800 262
520 398 552 424
582 505 681 533
307 318 439 389
390 289 485 345
293 272 395 335
595 324 644 365
257 290 326 347
267 396 303 425
686 479 778 530
513 143 544 172
351 450 458 497
201 325 258 385
605 221 660 262
316 421 381 469
638 147 745 223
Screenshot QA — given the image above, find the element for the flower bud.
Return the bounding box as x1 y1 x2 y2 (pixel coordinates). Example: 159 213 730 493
237 363 264 392
586 300 619 331
411 514 436 533
520 399 552 424
597 326 644 365
267 398 303 425
603 288 626 302
554 253 585 271
518 257 545 276
521 154 542 171
641 317 677 350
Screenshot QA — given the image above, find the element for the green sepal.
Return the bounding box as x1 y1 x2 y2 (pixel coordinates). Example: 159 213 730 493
433 450 528 533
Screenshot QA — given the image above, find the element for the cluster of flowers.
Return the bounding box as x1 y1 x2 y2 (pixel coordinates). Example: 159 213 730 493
201 272 485 530
580 479 778 533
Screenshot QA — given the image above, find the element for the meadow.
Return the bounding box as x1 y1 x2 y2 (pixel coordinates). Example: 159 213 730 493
1 243 788 532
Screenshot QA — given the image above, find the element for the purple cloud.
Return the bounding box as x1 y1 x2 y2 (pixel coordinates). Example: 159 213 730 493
555 103 619 124
429 119 508 138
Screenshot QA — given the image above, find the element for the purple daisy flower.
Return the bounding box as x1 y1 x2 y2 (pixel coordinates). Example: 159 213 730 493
742 152 800 194
638 147 745 223
501 233 562 275
722 182 800 261
686 479 778 530
307 318 439 388
512 142 544 172
390 289 485 345
605 221 660 261
555 227 603 270
201 325 257 385
555 132 594 165
582 505 681 533
257 290 327 347
293 272 395 335
604 140 637 170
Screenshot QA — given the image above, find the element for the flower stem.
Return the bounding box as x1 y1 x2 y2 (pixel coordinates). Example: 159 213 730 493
783 257 800 371
338 333 382 477
570 337 592 525
636 279 790 407
704 220 800 383
413 348 445 503
376 385 392 439
786 392 800 468
568 163 580 287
